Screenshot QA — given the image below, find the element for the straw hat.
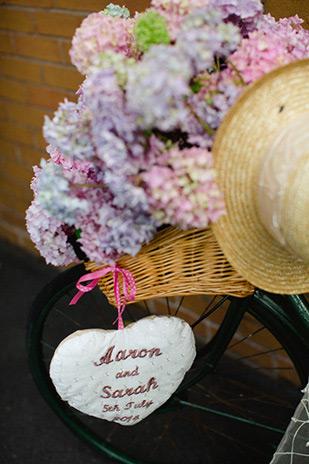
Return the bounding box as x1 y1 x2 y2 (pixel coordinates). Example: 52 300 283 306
212 59 309 294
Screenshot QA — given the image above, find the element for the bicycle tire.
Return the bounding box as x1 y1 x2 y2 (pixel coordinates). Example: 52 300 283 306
26 263 309 464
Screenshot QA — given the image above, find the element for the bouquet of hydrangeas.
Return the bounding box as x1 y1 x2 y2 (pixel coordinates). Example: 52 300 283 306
26 0 309 267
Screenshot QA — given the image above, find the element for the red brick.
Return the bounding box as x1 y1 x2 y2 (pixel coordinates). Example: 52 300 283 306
60 39 72 65
0 55 42 83
0 190 14 210
33 11 85 38
34 127 47 150
0 99 9 120
54 0 150 13
4 0 53 7
14 34 62 63
0 31 15 54
20 196 34 216
19 144 46 166
0 172 31 197
0 121 34 145
0 224 21 246
9 102 53 128
1 207 26 229
54 0 108 10
25 84 74 109
6 194 32 216
0 138 16 159
5 158 33 183
0 8 34 33
43 63 82 90
0 78 26 102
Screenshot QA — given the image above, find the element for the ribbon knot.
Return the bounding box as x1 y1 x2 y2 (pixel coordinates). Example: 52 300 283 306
69 264 136 330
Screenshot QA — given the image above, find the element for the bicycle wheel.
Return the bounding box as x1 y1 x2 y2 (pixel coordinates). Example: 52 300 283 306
26 263 309 464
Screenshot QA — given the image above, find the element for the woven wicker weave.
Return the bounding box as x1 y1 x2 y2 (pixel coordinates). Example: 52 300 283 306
85 226 255 306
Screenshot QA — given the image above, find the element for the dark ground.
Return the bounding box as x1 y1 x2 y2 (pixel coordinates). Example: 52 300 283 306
0 238 305 464
0 239 114 464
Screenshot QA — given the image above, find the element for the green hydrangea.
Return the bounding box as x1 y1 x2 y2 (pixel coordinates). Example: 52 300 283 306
101 3 130 19
134 10 170 53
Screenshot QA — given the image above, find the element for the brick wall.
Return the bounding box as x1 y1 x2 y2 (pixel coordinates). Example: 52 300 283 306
0 0 308 255
0 0 150 253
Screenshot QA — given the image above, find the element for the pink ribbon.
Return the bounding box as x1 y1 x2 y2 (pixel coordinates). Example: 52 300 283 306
69 264 136 330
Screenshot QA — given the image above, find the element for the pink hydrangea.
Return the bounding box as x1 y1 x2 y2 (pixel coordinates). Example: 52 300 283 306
70 13 135 75
143 146 225 229
222 15 309 85
47 145 92 184
151 0 210 39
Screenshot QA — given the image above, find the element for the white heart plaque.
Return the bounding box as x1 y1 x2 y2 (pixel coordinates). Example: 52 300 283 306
50 316 196 425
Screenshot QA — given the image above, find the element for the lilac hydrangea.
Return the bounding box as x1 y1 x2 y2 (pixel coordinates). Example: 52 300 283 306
78 188 156 264
82 68 146 177
177 9 241 73
26 199 78 266
43 99 95 161
88 50 134 87
208 0 264 35
125 45 193 131
143 146 225 229
182 72 242 145
36 159 89 225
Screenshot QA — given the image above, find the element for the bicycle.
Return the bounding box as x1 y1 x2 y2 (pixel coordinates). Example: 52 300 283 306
26 257 309 464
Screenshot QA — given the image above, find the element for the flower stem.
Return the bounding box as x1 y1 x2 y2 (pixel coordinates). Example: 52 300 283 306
227 59 246 86
186 102 214 136
71 182 108 189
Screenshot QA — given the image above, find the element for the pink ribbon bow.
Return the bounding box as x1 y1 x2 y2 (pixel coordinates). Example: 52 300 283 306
69 263 136 330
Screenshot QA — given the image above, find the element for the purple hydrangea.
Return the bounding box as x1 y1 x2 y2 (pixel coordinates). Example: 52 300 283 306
177 9 241 73
182 72 241 144
82 69 146 177
43 99 95 161
125 45 193 131
78 188 156 265
208 0 264 35
36 159 89 226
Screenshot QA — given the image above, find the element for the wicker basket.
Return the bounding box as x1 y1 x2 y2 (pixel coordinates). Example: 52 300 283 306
85 226 255 306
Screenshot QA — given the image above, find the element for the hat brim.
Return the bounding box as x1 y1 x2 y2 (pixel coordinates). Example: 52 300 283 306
212 59 309 294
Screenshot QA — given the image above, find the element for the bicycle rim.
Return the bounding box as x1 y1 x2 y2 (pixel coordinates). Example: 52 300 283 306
26 264 309 464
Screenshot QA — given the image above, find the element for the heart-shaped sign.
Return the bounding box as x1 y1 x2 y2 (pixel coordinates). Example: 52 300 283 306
50 316 196 425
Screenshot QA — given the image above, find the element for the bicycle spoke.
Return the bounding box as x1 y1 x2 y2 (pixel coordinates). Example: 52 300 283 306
191 296 229 329
174 296 185 317
228 326 267 350
27 265 307 464
222 347 285 365
54 306 85 328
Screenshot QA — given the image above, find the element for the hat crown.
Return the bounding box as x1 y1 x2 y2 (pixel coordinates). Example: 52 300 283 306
257 114 309 263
